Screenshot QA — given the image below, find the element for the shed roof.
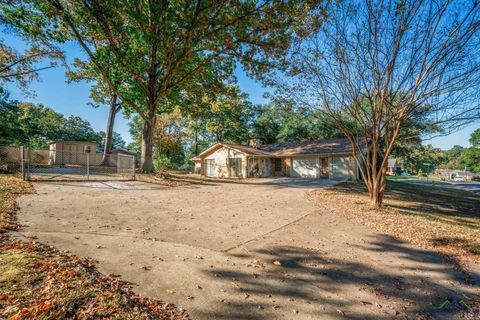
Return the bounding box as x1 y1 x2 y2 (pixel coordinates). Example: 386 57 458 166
110 147 136 155
48 140 98 145
387 159 397 168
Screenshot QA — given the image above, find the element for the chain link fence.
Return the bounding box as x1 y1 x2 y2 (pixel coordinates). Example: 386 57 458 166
0 146 135 181
0 146 22 177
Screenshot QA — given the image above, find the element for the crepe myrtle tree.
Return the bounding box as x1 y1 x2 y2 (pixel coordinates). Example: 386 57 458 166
272 0 480 207
5 0 324 172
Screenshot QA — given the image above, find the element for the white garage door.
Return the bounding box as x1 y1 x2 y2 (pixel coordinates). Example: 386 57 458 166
331 157 350 180
292 157 319 178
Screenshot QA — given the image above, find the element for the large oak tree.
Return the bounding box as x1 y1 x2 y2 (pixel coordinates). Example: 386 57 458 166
4 0 321 172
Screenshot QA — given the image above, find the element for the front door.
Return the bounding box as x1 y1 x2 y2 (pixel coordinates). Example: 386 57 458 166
229 158 242 177
320 157 328 177
274 158 282 176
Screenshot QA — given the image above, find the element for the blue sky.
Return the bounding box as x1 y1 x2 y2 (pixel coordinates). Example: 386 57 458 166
3 35 479 149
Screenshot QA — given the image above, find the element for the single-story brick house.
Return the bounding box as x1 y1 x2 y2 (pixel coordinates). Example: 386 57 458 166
191 138 362 180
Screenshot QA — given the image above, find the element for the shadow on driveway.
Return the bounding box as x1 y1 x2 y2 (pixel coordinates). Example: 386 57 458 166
197 235 479 320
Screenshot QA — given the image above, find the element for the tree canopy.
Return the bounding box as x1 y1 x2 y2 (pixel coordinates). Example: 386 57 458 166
0 91 123 150
2 0 323 171
460 129 480 173
251 100 342 144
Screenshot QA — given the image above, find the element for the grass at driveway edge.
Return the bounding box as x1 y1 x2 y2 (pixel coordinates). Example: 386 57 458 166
0 174 189 319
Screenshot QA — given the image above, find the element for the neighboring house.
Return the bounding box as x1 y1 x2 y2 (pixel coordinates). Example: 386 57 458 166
48 140 99 165
387 158 397 175
192 138 362 180
435 168 479 181
387 158 404 175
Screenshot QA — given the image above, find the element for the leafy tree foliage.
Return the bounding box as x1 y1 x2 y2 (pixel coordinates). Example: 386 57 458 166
128 85 254 170
97 131 126 151
0 88 21 145
440 145 465 170
251 102 342 144
3 0 322 172
203 88 252 144
0 4 64 93
0 92 121 149
0 39 61 93
470 128 480 147
460 129 480 173
400 144 444 175
60 115 101 143
460 147 480 173
66 55 130 164
391 129 480 174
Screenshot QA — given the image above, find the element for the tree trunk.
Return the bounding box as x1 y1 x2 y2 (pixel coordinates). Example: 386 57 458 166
101 93 117 165
194 121 199 156
141 111 156 173
368 167 387 209
194 133 198 155
370 179 382 209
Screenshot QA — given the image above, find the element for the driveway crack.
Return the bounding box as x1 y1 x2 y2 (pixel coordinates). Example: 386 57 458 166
222 209 319 253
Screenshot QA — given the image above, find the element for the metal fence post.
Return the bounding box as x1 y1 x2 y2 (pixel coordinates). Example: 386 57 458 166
132 155 136 180
20 146 26 180
86 152 90 180
116 153 119 174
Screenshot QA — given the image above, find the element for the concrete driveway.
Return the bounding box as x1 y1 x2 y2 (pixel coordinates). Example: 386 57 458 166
16 179 478 319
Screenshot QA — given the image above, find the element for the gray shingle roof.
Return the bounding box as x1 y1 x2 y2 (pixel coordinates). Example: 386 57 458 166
193 138 361 160
259 138 360 156
221 143 273 156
